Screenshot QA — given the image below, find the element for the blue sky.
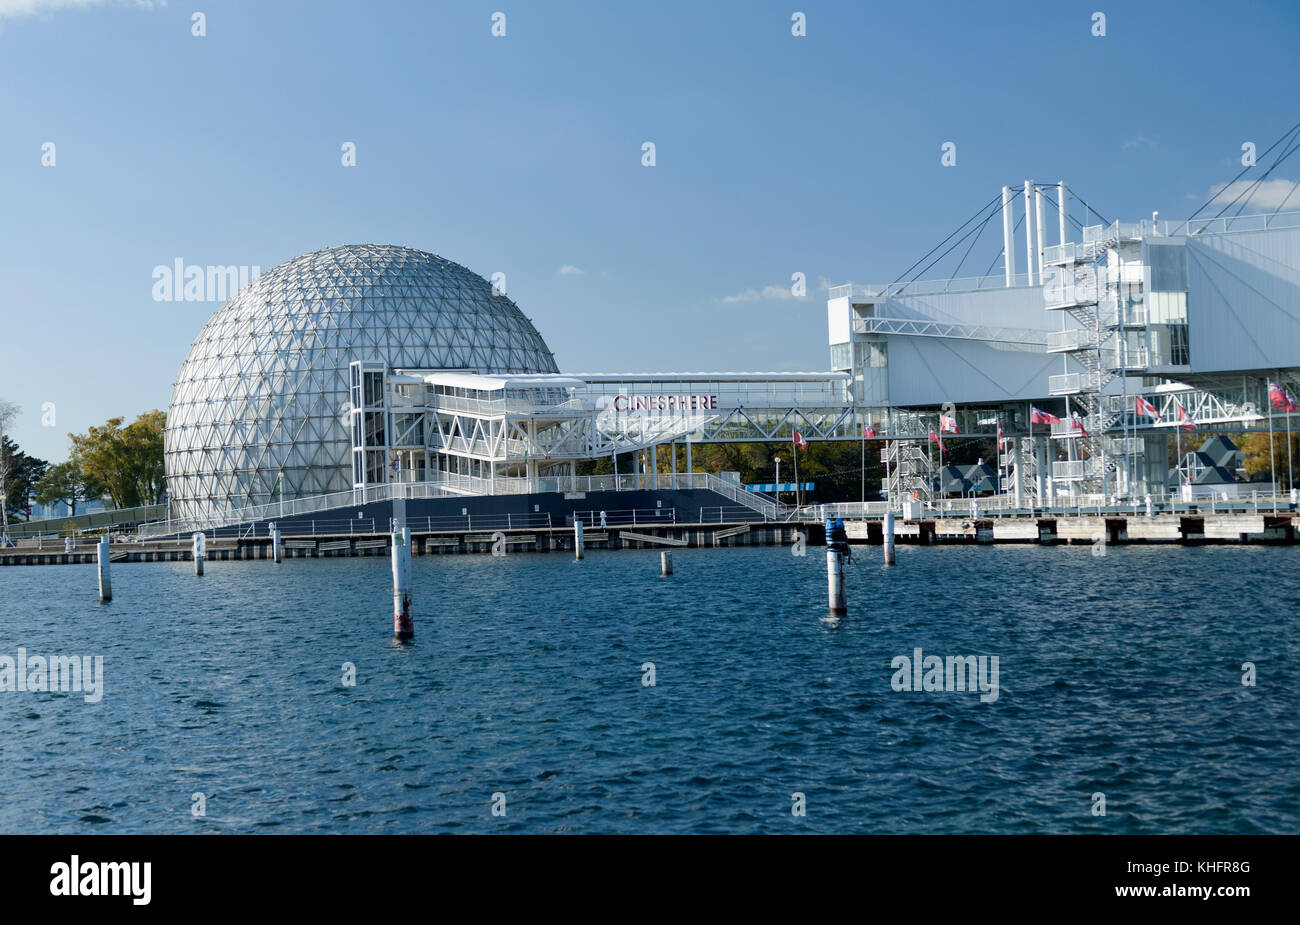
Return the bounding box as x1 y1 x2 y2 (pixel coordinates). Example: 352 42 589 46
2 0 1299 463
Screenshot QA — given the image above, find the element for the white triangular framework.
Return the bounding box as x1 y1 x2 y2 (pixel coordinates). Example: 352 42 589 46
164 244 559 523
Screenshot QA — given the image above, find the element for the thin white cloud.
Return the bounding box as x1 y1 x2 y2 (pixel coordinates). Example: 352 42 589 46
0 0 157 19
1122 133 1157 151
716 283 811 304
1207 178 1300 213
716 284 796 304
557 265 585 276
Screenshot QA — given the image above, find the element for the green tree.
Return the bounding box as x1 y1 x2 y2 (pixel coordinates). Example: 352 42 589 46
0 399 17 535
68 410 167 509
1 434 49 523
34 460 99 516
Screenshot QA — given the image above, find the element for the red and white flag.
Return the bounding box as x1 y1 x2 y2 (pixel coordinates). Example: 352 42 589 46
1070 411 1090 438
1135 395 1163 422
864 423 877 439
997 420 1006 450
927 425 941 446
1030 406 1059 426
1268 380 1300 412
1175 400 1196 432
940 413 960 434
793 430 807 449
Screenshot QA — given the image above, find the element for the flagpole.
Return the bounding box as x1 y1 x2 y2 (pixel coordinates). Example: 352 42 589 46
1283 371 1294 492
1268 376 1277 506
861 429 866 504
1027 402 1033 506
885 418 892 510
792 437 801 510
927 430 933 501
1175 421 1182 500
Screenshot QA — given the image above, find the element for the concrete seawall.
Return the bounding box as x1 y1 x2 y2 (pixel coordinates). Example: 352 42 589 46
5 512 1299 567
844 513 1297 546
0 522 812 566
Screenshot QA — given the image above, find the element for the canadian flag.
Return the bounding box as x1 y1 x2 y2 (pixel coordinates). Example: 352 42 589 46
864 423 877 438
793 430 807 448
1268 380 1300 412
1070 411 1090 438
928 426 942 445
997 420 1006 450
940 413 960 434
1175 400 1196 432
1135 395 1163 422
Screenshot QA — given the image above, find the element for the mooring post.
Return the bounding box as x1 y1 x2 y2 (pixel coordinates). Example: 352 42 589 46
574 517 584 560
661 550 672 575
97 535 112 602
826 517 849 614
883 510 897 565
271 522 282 563
65 536 72 554
392 530 413 639
1145 495 1154 518
192 532 205 576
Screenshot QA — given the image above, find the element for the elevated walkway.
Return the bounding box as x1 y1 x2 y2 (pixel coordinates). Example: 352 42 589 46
1 504 166 542
139 472 789 538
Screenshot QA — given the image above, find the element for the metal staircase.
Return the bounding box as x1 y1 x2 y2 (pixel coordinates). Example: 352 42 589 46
885 440 934 503
1005 435 1039 505
1044 224 1147 495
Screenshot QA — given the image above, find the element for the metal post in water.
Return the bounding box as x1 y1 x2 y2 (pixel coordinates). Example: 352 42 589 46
192 532 205 576
825 518 849 614
883 510 896 566
271 523 282 563
97 535 112 602
661 551 672 575
392 530 413 639
574 517 584 560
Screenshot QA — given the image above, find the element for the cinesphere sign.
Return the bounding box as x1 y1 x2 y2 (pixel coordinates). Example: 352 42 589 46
605 394 719 413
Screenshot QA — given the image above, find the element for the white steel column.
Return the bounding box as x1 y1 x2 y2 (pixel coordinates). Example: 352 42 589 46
1057 181 1069 246
1002 186 1016 287
1035 185 1047 281
1023 180 1036 286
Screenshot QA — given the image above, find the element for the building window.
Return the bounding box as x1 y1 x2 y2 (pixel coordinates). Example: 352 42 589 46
830 342 851 371
363 371 385 407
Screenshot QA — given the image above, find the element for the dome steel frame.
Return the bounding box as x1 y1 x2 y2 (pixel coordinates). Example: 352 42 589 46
164 244 558 522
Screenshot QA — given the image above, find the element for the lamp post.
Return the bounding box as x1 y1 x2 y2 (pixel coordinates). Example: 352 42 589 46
775 456 782 504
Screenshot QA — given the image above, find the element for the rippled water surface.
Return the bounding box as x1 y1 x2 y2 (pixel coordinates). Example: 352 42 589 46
1 543 1297 833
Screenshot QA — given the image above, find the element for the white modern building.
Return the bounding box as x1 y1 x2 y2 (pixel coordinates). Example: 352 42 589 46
161 187 1300 527
827 181 1300 505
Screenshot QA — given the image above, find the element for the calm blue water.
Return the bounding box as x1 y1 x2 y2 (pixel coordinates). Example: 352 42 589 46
1 543 1297 833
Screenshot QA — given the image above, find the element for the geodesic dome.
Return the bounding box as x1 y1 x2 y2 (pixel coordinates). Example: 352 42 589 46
164 244 558 522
